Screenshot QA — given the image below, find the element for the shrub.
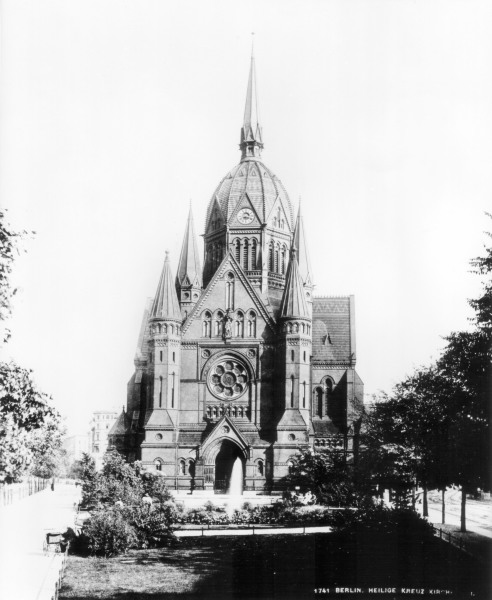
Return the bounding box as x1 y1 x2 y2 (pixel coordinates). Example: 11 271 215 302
82 508 138 557
122 502 177 548
332 504 434 538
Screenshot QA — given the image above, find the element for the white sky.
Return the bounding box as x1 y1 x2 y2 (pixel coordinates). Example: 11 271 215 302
1 0 491 435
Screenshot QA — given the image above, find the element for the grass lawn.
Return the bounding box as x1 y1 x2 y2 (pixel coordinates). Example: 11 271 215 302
59 532 491 600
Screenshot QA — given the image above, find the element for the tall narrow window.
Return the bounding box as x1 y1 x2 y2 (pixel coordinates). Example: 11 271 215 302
281 247 286 274
160 351 163 362
215 311 224 336
235 311 244 337
251 240 257 269
257 460 264 476
269 244 274 272
173 352 175 362
235 239 241 262
325 380 333 417
302 381 306 408
243 240 249 269
203 311 211 337
171 373 175 408
290 375 295 407
291 349 295 362
303 351 306 362
159 376 163 408
315 388 323 417
275 246 279 273
179 460 186 475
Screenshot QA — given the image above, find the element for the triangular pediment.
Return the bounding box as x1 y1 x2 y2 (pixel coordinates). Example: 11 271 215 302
229 193 261 227
266 195 292 233
182 251 275 335
206 197 225 232
199 416 249 458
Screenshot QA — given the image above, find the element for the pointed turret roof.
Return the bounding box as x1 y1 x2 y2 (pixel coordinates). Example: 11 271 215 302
150 252 182 321
176 205 202 288
240 44 263 160
279 248 310 319
293 202 313 287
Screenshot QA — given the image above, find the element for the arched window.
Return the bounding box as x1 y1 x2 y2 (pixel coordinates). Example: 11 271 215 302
315 388 323 418
291 349 295 362
188 460 195 478
290 374 295 407
235 311 244 337
235 239 241 262
243 240 249 270
251 239 257 269
171 373 175 408
173 352 175 363
155 459 163 472
159 376 163 408
281 246 286 274
325 379 333 417
226 273 234 309
157 323 161 334
269 243 274 272
203 311 212 337
257 460 264 477
303 351 306 362
247 311 256 337
215 311 224 336
179 459 186 476
302 381 306 408
275 245 279 273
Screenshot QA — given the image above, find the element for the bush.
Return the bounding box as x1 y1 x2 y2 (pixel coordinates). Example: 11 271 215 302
82 508 138 557
332 504 435 538
122 502 177 548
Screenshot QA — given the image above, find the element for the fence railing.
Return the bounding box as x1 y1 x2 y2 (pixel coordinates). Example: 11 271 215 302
0 477 50 507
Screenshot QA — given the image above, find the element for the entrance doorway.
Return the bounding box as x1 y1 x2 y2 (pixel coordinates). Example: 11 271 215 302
214 440 244 494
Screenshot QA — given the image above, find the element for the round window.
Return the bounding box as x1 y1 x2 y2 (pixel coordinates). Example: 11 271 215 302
155 433 163 441
207 358 249 401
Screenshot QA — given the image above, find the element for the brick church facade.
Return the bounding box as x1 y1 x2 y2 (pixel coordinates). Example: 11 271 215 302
109 53 364 493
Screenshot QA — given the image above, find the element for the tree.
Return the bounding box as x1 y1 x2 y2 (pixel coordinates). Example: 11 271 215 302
362 368 453 513
0 362 63 483
285 441 372 507
437 217 491 531
0 210 30 345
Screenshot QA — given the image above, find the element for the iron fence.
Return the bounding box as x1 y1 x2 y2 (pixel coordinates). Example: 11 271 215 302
0 477 50 507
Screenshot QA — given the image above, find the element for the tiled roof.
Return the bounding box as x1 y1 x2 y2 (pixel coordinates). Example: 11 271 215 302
150 252 182 321
312 296 353 364
279 250 310 319
312 421 341 436
176 206 202 288
109 410 131 436
205 160 293 230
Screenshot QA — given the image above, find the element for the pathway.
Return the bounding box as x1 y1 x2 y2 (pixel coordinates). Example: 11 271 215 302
0 480 80 600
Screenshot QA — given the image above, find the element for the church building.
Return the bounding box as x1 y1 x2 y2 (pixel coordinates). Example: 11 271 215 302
109 53 364 493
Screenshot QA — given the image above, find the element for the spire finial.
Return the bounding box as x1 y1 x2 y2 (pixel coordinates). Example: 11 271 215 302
240 40 263 160
251 32 255 58
165 250 169 261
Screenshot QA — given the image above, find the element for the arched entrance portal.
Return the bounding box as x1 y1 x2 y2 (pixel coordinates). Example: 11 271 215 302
214 440 244 494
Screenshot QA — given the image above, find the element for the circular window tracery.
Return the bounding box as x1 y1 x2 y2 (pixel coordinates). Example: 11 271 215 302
207 358 249 400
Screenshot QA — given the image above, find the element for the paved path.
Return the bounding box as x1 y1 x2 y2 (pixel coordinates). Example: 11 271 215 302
0 481 80 600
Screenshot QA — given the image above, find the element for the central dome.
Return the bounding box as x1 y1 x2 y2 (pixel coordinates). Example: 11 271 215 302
206 159 293 231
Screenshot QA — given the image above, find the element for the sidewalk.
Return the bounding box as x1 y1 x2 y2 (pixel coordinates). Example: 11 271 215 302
175 524 332 537
0 480 80 600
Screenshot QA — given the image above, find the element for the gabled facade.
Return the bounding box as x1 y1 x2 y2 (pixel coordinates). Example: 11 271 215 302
109 52 364 493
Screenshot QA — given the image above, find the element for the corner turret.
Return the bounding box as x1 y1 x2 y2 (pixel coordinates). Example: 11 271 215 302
176 205 202 318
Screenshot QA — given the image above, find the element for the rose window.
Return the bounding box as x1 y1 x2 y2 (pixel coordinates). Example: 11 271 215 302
208 359 248 400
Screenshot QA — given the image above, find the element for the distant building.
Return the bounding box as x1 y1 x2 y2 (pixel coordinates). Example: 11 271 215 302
110 53 364 494
89 411 118 468
63 434 90 462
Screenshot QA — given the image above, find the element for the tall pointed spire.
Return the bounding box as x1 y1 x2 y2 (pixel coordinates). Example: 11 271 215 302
150 252 182 321
176 204 202 288
293 202 313 288
240 38 263 160
279 248 310 319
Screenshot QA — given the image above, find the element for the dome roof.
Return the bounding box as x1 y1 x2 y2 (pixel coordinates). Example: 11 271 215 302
206 159 294 230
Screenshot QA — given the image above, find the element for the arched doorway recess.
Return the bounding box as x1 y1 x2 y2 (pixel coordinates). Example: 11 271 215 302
214 439 245 494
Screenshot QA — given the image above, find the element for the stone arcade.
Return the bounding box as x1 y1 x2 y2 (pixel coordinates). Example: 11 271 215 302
109 53 364 494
